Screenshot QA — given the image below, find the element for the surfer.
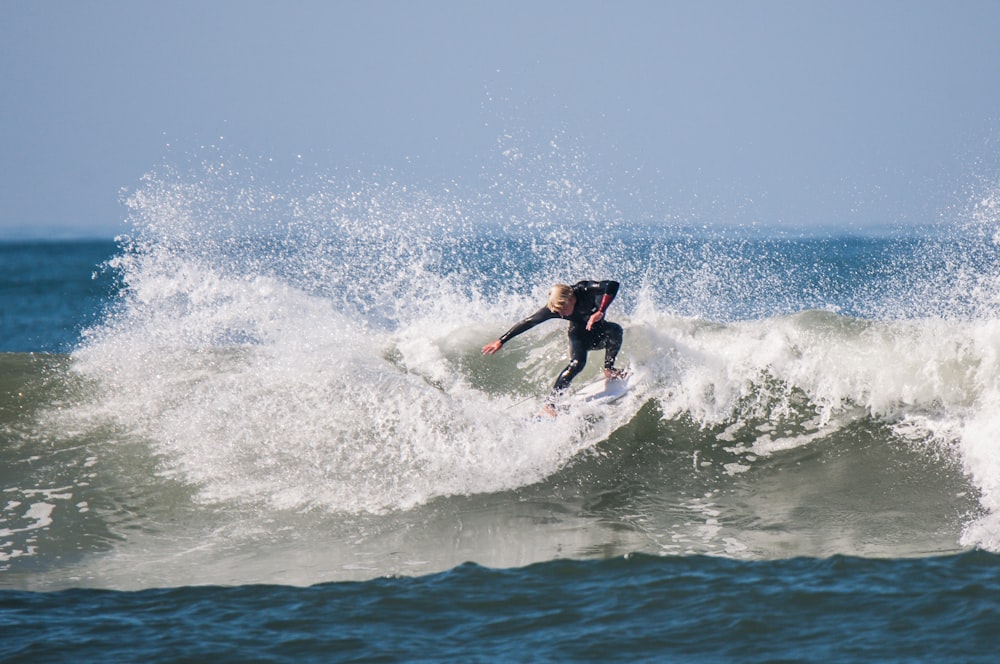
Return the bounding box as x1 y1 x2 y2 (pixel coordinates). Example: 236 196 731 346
482 280 625 416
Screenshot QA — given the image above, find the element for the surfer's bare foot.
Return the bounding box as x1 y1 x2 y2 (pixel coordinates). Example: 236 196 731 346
541 404 557 418
604 368 628 380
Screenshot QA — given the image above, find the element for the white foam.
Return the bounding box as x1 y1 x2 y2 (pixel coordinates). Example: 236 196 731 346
60 159 1000 554
71 258 615 514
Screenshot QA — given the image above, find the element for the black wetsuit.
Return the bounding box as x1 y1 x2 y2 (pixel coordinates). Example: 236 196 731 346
498 280 623 396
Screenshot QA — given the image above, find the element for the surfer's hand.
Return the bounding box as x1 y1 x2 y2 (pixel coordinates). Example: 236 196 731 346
586 311 604 330
482 339 503 355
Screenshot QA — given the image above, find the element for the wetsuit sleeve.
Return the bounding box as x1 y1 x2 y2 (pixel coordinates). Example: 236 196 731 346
597 280 619 312
498 306 558 344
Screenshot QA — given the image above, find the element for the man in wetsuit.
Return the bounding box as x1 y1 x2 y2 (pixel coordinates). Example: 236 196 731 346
482 280 625 415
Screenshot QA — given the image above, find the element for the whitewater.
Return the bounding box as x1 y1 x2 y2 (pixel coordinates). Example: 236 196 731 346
3 151 1000 596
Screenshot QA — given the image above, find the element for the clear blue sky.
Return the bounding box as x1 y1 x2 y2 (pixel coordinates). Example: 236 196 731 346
2 0 999 239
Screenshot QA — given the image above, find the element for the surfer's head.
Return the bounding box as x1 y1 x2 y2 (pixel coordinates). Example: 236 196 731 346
547 284 575 315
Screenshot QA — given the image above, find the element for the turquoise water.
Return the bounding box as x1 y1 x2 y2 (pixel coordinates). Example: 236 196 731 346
0 241 117 353
4 552 1000 662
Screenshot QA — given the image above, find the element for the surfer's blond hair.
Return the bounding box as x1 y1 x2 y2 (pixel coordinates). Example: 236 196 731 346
547 284 573 313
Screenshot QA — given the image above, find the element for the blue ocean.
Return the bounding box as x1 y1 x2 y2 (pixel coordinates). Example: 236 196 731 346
3 155 1000 661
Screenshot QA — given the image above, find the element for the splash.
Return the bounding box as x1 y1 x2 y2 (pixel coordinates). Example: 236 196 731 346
64 145 1000 559
72 145 641 514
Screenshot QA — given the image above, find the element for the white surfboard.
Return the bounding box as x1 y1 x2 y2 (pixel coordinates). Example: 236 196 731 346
571 374 630 405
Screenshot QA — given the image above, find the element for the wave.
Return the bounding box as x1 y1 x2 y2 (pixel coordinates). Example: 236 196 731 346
76 161 1000 519
67 301 994 507
5 152 1000 587
0 322 982 588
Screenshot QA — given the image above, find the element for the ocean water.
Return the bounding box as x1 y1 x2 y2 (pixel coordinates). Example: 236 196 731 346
4 158 1000 661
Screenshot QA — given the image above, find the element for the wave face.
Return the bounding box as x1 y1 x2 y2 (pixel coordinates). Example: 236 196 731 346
3 154 1000 589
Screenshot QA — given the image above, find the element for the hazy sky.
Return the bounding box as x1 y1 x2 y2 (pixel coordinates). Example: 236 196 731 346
2 0 999 239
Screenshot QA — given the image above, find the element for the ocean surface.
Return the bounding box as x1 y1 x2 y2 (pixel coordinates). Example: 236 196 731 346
4 161 1000 661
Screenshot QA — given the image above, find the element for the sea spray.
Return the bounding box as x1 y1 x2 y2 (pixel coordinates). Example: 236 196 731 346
56 150 1000 565
72 154 638 515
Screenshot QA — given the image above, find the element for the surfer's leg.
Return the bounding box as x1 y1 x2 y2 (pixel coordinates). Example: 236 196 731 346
552 334 589 393
600 322 623 370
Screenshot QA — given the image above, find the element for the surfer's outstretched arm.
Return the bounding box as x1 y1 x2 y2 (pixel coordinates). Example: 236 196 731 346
482 306 558 355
